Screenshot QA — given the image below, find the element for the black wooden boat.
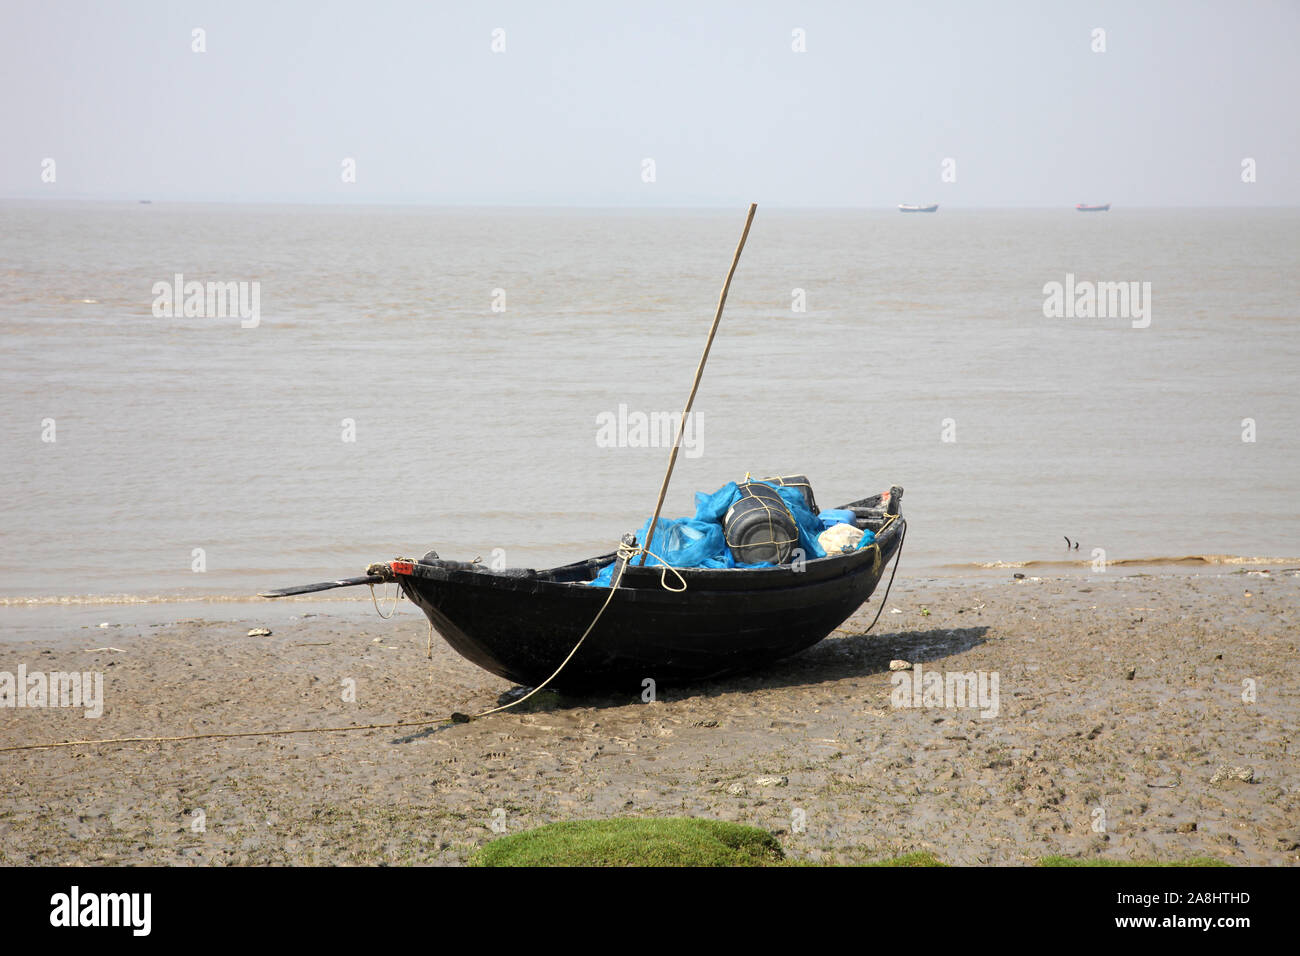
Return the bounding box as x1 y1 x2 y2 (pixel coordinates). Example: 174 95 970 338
265 487 904 692
261 207 908 696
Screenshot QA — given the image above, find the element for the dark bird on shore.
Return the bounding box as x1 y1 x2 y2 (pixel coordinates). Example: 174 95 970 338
1064 536 1072 549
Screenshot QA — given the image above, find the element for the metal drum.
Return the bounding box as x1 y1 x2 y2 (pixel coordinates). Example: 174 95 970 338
724 482 798 565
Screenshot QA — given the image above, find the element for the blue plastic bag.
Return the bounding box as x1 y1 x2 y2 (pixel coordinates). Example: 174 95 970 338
588 478 828 586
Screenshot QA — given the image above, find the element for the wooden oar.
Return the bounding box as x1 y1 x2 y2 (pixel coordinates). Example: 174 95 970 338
259 574 385 598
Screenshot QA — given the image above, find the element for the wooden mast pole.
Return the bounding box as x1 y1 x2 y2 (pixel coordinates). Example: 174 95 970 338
638 202 758 564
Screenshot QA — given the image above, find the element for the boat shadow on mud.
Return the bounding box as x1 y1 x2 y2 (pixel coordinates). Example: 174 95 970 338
391 626 988 742
658 624 991 700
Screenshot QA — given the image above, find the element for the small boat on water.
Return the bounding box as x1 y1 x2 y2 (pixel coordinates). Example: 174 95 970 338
1075 202 1110 212
262 488 905 692
898 203 939 213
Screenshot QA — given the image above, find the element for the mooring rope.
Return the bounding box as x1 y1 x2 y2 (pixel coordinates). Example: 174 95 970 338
0 719 455 753
0 529 903 754
0 541 686 753
453 538 688 719
368 581 400 619
858 521 906 637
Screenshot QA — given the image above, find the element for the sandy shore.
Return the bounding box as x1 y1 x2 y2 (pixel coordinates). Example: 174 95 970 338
1 570 1296 866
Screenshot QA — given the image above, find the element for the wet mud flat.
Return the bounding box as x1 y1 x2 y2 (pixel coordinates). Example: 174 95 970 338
1 570 1296 866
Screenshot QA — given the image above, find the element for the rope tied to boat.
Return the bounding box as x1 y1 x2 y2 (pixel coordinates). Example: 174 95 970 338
0 522 906 754
452 536 688 721
855 518 905 637
364 559 411 621
368 582 400 619
616 539 688 593
460 207 760 716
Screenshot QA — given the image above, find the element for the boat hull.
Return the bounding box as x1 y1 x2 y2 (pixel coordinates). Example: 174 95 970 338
397 497 904 692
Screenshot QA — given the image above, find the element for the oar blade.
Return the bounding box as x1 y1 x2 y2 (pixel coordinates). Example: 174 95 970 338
259 575 384 598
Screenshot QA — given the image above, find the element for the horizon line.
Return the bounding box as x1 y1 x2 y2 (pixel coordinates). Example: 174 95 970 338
3 196 1297 211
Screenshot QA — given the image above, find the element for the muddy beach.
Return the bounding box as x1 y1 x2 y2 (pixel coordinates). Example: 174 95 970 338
1 570 1296 866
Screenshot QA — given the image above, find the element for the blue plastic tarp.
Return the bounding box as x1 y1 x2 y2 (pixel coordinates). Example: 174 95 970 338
588 480 828 587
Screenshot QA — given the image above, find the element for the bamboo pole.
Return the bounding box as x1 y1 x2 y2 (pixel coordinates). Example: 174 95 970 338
638 202 758 564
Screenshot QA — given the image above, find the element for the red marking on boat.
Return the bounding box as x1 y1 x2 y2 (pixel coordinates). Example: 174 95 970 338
391 560 415 576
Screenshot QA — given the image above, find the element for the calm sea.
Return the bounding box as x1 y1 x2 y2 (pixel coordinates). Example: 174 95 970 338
1 202 1297 607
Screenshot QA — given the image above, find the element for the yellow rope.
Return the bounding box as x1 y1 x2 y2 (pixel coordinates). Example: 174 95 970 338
0 541 687 753
460 540 684 719
3 512 894 754
0 718 457 753
368 580 399 619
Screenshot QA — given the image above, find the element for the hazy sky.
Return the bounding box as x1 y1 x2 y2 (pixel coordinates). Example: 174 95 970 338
2 0 1296 206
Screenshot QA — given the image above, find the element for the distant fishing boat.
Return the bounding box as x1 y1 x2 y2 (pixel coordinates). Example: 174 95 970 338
1075 202 1110 212
898 203 939 213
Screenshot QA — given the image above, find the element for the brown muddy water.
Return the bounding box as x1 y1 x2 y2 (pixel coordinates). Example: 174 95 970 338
2 203 1298 607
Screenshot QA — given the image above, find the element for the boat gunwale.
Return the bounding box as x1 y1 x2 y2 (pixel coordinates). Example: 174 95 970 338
404 498 903 594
